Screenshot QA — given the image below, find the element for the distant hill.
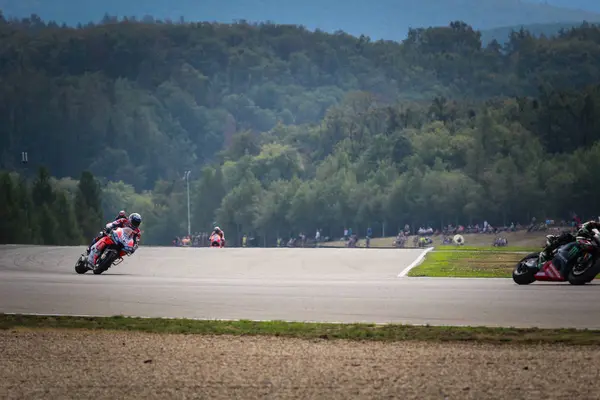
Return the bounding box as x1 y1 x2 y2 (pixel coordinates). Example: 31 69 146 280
481 21 600 44
542 0 600 13
1 0 600 40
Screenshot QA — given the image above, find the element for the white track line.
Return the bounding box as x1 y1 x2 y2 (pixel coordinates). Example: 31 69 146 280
397 247 435 278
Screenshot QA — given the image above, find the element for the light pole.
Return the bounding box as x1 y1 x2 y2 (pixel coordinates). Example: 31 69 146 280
21 151 29 177
21 151 29 221
184 170 191 237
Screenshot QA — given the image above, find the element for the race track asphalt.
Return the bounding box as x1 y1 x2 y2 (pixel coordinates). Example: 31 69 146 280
1 245 599 329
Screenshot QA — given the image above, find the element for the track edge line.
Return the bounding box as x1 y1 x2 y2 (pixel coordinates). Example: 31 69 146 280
397 247 435 278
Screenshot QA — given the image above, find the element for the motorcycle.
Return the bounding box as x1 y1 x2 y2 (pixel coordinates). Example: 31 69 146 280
75 227 138 275
512 231 600 285
210 233 224 247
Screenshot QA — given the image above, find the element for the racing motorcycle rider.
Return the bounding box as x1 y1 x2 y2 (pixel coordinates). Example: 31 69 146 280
211 226 225 247
86 211 128 255
536 219 600 271
87 213 142 266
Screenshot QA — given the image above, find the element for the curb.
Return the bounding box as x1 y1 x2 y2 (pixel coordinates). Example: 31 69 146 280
397 247 435 277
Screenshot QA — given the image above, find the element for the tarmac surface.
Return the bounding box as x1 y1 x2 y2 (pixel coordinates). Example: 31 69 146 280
1 245 599 329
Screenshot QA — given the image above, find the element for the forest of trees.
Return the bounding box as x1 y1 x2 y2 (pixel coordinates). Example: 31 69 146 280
1 15 600 246
0 168 102 245
479 21 600 44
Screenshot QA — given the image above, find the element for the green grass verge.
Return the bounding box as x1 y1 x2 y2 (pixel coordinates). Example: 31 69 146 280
409 248 600 280
433 245 539 252
1 314 600 345
408 250 530 278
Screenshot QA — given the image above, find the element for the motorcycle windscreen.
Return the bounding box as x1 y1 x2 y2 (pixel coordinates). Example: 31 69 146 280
113 227 135 252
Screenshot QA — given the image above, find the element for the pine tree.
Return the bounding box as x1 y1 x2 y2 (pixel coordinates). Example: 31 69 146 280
16 175 37 243
75 171 103 240
32 166 59 244
54 191 83 245
32 166 55 207
0 172 17 243
38 203 59 245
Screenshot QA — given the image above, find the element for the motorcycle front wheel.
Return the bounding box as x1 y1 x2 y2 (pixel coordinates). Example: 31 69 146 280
75 255 88 274
512 252 539 285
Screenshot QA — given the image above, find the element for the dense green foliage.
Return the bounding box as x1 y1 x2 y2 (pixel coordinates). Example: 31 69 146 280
2 17 600 186
480 21 600 44
0 168 101 245
2 16 600 245
190 84 600 244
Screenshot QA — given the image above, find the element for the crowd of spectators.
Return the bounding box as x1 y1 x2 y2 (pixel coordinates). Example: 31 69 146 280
391 217 580 248
172 215 584 248
172 233 212 247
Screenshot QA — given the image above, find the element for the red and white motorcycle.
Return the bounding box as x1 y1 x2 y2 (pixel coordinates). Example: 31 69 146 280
209 233 225 248
75 226 138 275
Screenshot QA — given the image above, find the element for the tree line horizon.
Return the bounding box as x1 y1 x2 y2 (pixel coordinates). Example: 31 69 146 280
1 15 599 245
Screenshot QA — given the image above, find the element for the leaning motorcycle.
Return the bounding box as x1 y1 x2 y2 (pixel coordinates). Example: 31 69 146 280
209 233 224 247
75 227 138 275
512 231 600 285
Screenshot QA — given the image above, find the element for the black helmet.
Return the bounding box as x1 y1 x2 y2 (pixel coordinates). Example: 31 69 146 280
129 213 142 228
117 210 127 219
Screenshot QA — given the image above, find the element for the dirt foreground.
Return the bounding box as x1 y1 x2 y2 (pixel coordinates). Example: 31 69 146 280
1 330 600 399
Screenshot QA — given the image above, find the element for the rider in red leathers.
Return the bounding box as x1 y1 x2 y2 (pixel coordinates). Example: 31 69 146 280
210 226 225 247
86 211 128 254
87 213 142 266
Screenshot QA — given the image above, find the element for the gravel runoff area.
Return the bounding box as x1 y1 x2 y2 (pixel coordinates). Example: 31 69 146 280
2 330 600 399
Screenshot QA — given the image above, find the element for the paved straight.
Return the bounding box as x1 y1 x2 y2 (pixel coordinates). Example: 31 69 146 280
0 245 599 329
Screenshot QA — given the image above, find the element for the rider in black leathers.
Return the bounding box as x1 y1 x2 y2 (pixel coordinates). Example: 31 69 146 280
537 219 600 271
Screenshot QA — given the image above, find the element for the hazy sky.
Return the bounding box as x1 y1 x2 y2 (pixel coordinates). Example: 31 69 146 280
1 0 599 40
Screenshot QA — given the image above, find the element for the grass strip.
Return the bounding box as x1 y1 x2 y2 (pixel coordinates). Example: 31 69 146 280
433 245 539 252
1 314 600 345
408 250 529 278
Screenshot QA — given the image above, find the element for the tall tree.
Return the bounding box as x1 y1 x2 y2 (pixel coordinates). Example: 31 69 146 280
75 171 103 240
54 191 83 245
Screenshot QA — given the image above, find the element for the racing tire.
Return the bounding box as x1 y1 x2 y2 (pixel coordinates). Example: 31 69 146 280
512 252 539 285
75 255 88 274
93 250 116 275
568 260 600 285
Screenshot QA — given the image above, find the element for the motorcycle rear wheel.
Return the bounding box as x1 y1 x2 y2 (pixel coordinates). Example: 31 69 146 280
93 250 116 275
568 259 600 285
512 252 539 285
